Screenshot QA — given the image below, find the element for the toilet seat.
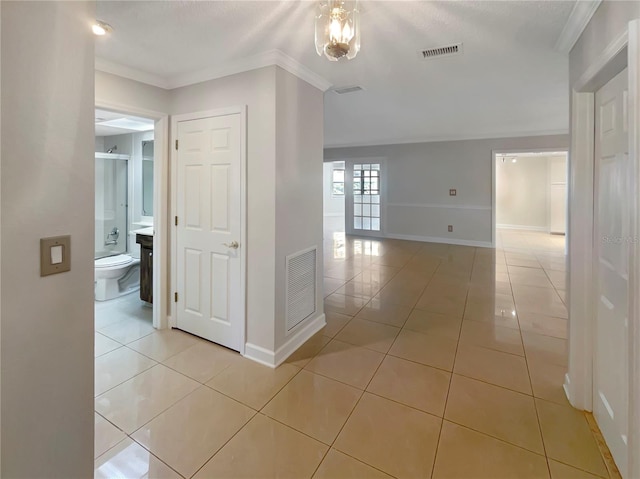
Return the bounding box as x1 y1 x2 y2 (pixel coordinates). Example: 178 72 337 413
95 254 133 268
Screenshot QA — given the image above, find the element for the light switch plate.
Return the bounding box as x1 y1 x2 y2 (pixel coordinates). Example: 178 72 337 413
449 189 457 196
41 235 71 276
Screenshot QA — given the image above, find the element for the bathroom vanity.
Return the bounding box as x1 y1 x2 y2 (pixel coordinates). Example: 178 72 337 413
134 227 154 303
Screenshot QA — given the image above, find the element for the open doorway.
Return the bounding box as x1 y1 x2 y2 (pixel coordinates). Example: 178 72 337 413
323 160 346 236
94 108 158 364
494 150 568 255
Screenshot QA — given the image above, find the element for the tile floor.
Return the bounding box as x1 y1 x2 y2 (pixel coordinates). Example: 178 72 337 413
94 224 615 479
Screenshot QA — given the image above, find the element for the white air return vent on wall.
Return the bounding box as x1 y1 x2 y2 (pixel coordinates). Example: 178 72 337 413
286 246 317 332
419 42 463 60
333 85 364 95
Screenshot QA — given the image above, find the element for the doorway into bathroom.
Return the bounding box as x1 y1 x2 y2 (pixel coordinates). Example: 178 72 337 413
94 108 159 370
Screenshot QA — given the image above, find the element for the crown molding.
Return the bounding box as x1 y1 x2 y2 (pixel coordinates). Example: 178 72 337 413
166 50 332 91
323 129 569 149
270 51 333 92
554 0 602 54
95 50 332 93
95 57 171 89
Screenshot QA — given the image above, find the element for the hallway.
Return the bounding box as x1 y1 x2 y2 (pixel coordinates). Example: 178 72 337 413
93 222 614 478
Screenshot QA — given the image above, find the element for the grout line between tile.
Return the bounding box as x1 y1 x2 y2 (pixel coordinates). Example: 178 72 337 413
508 258 553 479
428 248 472 478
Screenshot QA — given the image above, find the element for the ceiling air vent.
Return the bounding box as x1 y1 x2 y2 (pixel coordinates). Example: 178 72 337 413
419 43 463 60
333 85 364 95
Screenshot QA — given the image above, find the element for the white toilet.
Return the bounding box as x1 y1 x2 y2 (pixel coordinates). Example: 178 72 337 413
94 254 141 301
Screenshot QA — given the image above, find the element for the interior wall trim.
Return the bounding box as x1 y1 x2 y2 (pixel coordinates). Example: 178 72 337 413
384 232 492 249
554 0 603 54
495 224 549 232
274 313 326 367
95 57 170 89
95 49 333 93
324 129 569 150
627 20 640 479
243 313 325 368
387 203 491 211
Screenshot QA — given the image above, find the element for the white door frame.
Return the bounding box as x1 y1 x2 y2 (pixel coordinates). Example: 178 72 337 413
567 20 640 478
170 106 247 355
491 148 569 248
344 157 387 238
94 100 170 330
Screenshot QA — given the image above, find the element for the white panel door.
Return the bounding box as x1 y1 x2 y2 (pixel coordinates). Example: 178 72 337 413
594 67 629 477
176 113 242 351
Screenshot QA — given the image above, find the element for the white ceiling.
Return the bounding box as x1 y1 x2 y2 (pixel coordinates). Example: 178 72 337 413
95 108 154 136
96 1 575 147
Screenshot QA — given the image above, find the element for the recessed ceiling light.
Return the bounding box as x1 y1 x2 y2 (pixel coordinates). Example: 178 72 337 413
92 20 112 36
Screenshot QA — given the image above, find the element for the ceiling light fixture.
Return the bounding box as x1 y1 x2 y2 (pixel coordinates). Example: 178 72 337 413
92 20 112 36
315 1 360 61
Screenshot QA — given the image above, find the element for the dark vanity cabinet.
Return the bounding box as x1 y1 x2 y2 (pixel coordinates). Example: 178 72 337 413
136 234 153 303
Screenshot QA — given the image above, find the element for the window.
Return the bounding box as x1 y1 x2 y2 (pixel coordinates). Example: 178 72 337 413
332 161 345 196
353 163 381 231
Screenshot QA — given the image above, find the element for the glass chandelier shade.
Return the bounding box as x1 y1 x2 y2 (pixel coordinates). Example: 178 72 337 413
315 1 360 61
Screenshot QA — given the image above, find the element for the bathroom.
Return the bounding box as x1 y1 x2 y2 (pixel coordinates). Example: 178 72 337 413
94 108 156 341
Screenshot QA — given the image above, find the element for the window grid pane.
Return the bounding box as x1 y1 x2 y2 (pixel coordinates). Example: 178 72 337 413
353 163 381 232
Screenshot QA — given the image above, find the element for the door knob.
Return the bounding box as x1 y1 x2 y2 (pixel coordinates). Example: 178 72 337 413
223 241 239 249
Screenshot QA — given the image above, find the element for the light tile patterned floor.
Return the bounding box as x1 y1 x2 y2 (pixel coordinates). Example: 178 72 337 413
94 225 615 478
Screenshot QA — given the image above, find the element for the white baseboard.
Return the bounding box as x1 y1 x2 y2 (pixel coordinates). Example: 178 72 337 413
497 224 549 232
243 343 277 368
244 313 326 368
563 372 572 405
274 313 326 367
384 232 493 248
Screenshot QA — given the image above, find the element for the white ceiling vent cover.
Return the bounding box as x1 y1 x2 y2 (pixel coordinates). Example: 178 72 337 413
286 246 317 332
419 43 463 60
333 86 364 95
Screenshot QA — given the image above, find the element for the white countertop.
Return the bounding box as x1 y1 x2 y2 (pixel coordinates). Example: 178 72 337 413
130 227 154 236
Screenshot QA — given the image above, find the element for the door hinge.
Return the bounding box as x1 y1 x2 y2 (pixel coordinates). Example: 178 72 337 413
174 292 178 302
175 216 178 226
175 139 179 150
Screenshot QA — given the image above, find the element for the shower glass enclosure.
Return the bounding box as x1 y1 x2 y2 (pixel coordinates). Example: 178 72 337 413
95 152 129 259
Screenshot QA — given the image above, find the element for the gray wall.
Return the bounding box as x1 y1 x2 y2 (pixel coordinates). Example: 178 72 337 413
274 67 324 351
1 1 95 477
497 155 552 230
325 135 569 246
95 136 105 152
96 70 171 114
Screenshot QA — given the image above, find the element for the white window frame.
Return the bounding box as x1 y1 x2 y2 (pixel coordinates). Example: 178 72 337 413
345 158 387 237
331 161 345 197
